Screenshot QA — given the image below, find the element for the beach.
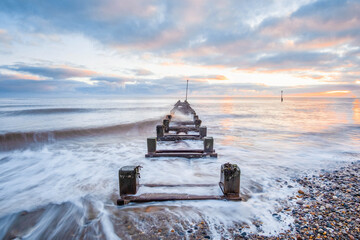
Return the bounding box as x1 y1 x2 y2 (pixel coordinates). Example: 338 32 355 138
0 97 359 239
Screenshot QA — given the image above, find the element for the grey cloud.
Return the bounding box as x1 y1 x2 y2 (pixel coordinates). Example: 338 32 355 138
2 64 96 79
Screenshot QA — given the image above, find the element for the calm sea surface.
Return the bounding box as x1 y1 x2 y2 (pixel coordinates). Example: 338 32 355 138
0 97 359 238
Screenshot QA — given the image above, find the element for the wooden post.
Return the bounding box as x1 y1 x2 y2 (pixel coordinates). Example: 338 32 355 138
199 126 207 138
147 138 156 153
219 163 240 196
119 166 140 196
163 119 170 133
195 119 202 127
204 137 213 152
156 125 164 139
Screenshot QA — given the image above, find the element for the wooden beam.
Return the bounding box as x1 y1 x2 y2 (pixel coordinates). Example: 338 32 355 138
168 126 199 132
145 151 217 158
117 193 241 205
141 183 217 188
158 134 202 141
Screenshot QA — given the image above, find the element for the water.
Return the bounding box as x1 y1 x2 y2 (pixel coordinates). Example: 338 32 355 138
0 97 359 239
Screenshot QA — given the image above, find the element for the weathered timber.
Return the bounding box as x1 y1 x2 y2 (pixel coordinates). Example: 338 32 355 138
199 126 207 138
156 125 164 140
219 163 240 197
117 193 241 205
172 121 198 126
142 183 216 188
195 119 202 127
163 119 170 133
170 100 196 115
145 149 217 158
168 126 199 132
119 166 141 195
117 162 242 205
147 138 156 153
204 137 214 153
158 134 203 141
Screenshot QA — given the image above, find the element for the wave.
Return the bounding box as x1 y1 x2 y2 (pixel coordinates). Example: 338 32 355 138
1 107 168 116
0 119 159 151
2 108 97 115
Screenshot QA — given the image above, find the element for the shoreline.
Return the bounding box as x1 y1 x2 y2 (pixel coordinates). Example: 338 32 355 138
244 161 360 240
1 161 359 239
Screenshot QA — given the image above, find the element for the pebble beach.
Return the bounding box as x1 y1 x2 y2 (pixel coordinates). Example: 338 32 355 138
119 161 360 239
232 161 360 239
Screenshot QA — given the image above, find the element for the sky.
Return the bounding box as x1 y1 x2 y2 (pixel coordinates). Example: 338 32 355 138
0 0 359 97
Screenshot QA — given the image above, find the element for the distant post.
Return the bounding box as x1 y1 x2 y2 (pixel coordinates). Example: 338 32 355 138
281 90 283 102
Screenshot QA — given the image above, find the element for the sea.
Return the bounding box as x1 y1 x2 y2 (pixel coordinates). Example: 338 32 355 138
0 97 359 239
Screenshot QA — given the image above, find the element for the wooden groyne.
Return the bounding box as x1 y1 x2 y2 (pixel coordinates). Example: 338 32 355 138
117 99 242 205
147 100 217 158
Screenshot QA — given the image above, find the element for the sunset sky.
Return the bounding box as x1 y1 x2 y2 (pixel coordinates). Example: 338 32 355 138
0 0 359 97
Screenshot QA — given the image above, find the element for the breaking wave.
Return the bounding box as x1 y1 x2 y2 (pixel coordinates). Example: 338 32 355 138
0 119 159 151
1 107 167 116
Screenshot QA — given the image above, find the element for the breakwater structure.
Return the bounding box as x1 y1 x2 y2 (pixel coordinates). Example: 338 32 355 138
116 84 242 205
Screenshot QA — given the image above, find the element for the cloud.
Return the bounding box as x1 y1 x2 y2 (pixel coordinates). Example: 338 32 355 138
2 64 97 79
130 68 154 76
0 29 11 44
0 0 360 97
189 75 228 82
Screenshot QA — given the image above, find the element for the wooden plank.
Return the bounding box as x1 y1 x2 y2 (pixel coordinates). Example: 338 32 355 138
117 193 241 205
156 149 205 153
145 152 217 158
168 126 199 132
171 121 196 125
141 183 217 188
158 135 202 141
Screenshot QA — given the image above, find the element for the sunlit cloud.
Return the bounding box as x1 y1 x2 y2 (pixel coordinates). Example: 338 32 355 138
0 0 359 97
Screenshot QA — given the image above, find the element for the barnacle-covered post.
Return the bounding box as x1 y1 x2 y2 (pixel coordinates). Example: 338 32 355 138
199 126 207 138
147 137 156 153
119 166 141 196
195 119 202 128
203 137 213 153
219 163 240 197
156 125 164 139
163 119 170 133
